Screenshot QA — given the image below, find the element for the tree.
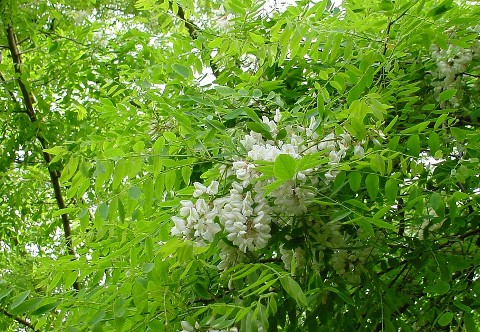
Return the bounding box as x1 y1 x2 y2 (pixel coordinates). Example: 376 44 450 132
0 0 479 330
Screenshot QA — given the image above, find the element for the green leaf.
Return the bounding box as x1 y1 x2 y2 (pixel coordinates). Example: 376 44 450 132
369 99 388 121
370 154 385 175
370 218 395 230
10 297 43 315
434 114 448 130
10 290 30 309
273 154 297 180
104 147 125 159
153 136 165 155
450 127 467 141
345 199 369 211
425 281 450 295
347 117 366 140
43 146 68 156
89 310 106 326
365 174 379 200
464 313 476 331
249 32 265 43
332 210 352 223
114 297 127 318
279 276 307 307
64 270 78 288
243 108 262 123
400 121 430 134
437 311 453 326
379 0 394 11
32 301 58 315
384 115 398 134
428 0 453 17
406 134 421 156
246 122 273 140
112 159 126 189
0 287 13 302
428 132 441 155
348 172 362 192
172 64 191 79
385 178 398 204
181 166 192 185
52 207 75 218
128 186 142 200
350 217 374 237
214 85 236 96
262 179 284 196
252 89 262 98
438 89 457 103
429 192 445 217
329 80 343 92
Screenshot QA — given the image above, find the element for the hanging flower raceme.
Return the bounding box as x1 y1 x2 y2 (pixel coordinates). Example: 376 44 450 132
171 111 366 270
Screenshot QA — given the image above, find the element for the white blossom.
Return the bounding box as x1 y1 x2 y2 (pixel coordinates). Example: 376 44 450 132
218 185 271 253
354 145 364 158
171 114 370 279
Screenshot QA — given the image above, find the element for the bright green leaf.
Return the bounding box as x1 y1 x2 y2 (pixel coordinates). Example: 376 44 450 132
172 64 191 79
274 154 297 180
438 89 457 103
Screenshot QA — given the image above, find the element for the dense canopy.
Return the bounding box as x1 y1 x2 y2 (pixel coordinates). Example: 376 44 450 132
0 0 479 331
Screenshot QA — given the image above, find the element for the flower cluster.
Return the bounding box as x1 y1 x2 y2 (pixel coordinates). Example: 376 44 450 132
430 28 480 107
181 320 238 332
171 111 367 271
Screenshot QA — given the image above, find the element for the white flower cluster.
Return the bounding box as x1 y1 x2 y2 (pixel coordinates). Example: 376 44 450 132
181 320 238 332
430 30 480 106
172 111 364 269
280 220 376 284
330 246 370 284
171 182 222 246
280 245 305 271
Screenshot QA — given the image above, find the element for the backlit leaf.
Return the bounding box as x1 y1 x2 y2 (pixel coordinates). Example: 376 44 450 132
274 154 297 180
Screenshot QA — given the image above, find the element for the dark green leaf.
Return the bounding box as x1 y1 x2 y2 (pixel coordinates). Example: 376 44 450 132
279 276 308 307
437 311 453 326
10 297 43 315
365 174 379 200
348 172 362 192
406 134 420 156
246 122 273 140
385 178 398 204
425 281 450 295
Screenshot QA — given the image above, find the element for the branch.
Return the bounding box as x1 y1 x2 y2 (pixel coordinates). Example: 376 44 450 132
382 5 412 56
462 72 480 78
5 23 79 291
169 2 221 78
174 3 198 41
0 307 40 332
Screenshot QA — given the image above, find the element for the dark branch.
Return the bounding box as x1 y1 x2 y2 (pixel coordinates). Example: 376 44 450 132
5 24 79 291
0 307 40 332
169 1 220 78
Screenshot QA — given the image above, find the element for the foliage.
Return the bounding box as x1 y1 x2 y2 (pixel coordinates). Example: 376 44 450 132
1 0 480 331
